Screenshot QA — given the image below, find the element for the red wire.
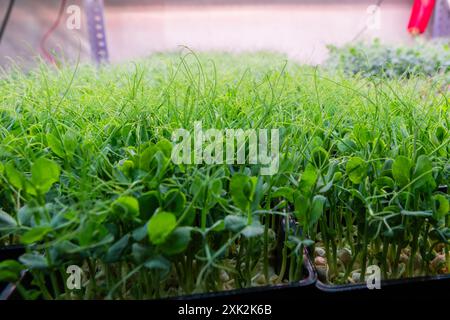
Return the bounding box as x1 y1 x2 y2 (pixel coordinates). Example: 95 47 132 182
40 0 67 64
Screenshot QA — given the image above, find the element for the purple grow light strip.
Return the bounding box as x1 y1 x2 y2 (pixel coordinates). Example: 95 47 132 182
84 0 109 64
432 0 450 38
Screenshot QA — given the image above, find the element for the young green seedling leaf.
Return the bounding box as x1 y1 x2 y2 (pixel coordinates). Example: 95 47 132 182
160 226 192 255
412 155 436 191
433 195 449 220
119 160 135 178
105 234 130 263
63 131 78 159
346 157 368 184
5 163 25 190
310 195 327 228
138 191 160 220
271 187 294 202
21 226 52 244
155 139 173 158
298 163 318 196
241 220 264 238
19 253 48 270
111 196 140 219
144 255 171 277
392 156 412 187
0 209 17 229
207 178 223 208
147 211 177 245
373 176 395 190
46 133 65 158
311 147 329 168
224 215 247 233
30 158 60 194
163 190 186 216
230 173 257 212
0 260 23 283
293 191 310 224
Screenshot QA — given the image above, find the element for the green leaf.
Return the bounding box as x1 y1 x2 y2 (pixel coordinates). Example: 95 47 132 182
346 157 368 184
0 260 23 282
179 206 196 227
190 174 205 199
138 144 157 170
224 215 247 233
138 191 160 220
63 131 78 158
19 253 48 270
53 240 80 255
105 234 130 263
5 163 25 190
131 243 151 263
147 211 177 245
0 162 4 175
353 124 373 146
160 227 192 255
298 163 318 196
412 155 436 191
25 180 37 196
209 179 223 197
310 195 327 227
230 173 256 212
163 190 186 216
0 210 17 229
131 225 148 241
392 156 412 187
155 139 173 158
311 147 329 168
293 191 309 223
434 126 447 143
332 171 343 182
318 180 333 193
241 221 264 238
433 195 449 220
119 160 134 178
271 187 294 202
18 205 32 226
21 226 52 244
381 159 393 177
337 137 357 153
251 176 265 211
46 133 65 158
144 255 170 277
30 158 60 194
373 176 395 190
148 151 170 181
111 196 140 219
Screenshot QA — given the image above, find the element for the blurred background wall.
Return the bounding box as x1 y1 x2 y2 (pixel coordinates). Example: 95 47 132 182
0 0 423 68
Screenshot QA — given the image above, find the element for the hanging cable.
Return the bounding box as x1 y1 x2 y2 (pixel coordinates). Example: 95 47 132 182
351 0 385 42
0 0 15 45
40 0 67 64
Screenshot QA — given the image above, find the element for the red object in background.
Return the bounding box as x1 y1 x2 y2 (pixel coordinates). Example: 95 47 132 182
408 0 436 34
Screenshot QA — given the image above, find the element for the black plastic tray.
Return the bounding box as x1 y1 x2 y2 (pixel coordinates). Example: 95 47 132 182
312 184 449 299
0 246 316 301
0 245 25 260
170 249 317 301
313 259 450 299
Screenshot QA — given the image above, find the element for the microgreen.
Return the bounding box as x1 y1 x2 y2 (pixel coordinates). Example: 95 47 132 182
0 51 448 299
